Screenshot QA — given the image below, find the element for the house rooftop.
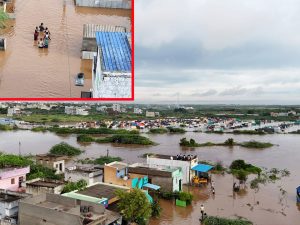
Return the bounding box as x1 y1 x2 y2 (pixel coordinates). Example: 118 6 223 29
105 161 127 170
0 189 31 203
128 163 180 178
66 165 103 174
36 154 66 161
147 154 197 161
78 183 128 200
26 180 64 188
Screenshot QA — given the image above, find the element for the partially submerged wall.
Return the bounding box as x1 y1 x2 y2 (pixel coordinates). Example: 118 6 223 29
75 0 131 9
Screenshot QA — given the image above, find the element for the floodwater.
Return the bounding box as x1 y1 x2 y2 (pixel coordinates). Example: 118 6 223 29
0 0 131 98
0 131 299 224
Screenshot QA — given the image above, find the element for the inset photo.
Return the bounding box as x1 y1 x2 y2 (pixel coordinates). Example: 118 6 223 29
0 0 133 100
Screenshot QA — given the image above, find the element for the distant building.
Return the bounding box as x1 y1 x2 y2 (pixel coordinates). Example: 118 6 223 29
133 108 143 114
65 166 103 186
0 167 30 192
18 193 121 225
65 106 89 115
112 104 121 112
0 118 14 125
7 107 21 117
75 0 131 9
146 154 198 184
22 178 65 196
0 189 31 225
36 154 66 174
96 106 108 112
145 111 155 117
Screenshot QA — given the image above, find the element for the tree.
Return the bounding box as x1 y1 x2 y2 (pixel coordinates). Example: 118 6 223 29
189 138 196 146
115 189 152 225
224 138 234 146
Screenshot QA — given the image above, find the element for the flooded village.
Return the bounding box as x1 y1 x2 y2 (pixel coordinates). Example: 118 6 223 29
0 0 132 98
0 103 299 224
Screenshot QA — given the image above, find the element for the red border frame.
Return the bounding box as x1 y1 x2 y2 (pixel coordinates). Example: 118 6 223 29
0 0 134 102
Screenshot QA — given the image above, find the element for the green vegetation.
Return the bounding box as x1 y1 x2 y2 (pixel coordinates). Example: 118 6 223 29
180 138 273 149
49 142 83 156
148 128 168 134
31 126 47 132
240 141 273 148
115 189 152 225
78 156 122 165
230 160 262 175
0 153 62 180
178 192 193 205
167 127 186 133
0 124 17 131
203 216 252 225
0 9 9 29
233 130 265 135
77 134 154 145
76 134 95 142
48 127 139 135
61 180 87 194
0 154 32 168
290 130 300 134
159 191 193 204
27 164 63 180
250 168 290 190
151 200 162 218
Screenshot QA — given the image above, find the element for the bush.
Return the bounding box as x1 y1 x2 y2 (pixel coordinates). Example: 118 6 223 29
149 128 168 134
76 134 95 142
27 164 62 180
151 200 162 218
224 138 234 146
49 142 83 156
167 127 186 133
94 156 122 165
240 141 273 149
61 179 87 194
203 216 252 225
100 134 154 145
178 192 193 205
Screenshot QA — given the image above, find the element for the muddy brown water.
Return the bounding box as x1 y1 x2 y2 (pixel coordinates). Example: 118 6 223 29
0 0 131 98
0 131 299 224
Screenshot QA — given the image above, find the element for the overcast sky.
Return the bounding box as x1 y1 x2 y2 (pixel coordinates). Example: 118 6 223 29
134 0 300 104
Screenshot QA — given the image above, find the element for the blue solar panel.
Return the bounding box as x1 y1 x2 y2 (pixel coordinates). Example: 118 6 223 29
95 32 132 72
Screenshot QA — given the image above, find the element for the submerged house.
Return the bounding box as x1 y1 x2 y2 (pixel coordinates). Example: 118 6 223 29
92 31 132 98
75 0 131 9
128 163 183 192
146 154 198 184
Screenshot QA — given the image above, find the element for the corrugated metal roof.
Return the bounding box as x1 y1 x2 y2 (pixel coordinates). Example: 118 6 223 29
95 31 131 72
191 164 214 172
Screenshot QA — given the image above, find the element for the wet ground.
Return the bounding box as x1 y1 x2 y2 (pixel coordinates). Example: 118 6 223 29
0 131 299 224
0 0 131 98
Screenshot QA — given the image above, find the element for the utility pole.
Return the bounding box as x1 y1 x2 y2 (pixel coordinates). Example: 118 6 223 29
18 141 21 156
106 149 109 157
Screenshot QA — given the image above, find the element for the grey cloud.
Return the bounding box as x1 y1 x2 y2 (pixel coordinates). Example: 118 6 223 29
190 89 218 97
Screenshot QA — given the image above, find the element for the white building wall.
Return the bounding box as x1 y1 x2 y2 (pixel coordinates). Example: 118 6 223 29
146 157 197 184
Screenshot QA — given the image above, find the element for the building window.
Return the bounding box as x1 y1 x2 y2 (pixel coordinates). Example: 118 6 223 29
11 178 15 184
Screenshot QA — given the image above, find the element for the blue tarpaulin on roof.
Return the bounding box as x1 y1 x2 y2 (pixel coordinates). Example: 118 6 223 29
95 32 131 72
143 183 161 190
192 164 214 173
